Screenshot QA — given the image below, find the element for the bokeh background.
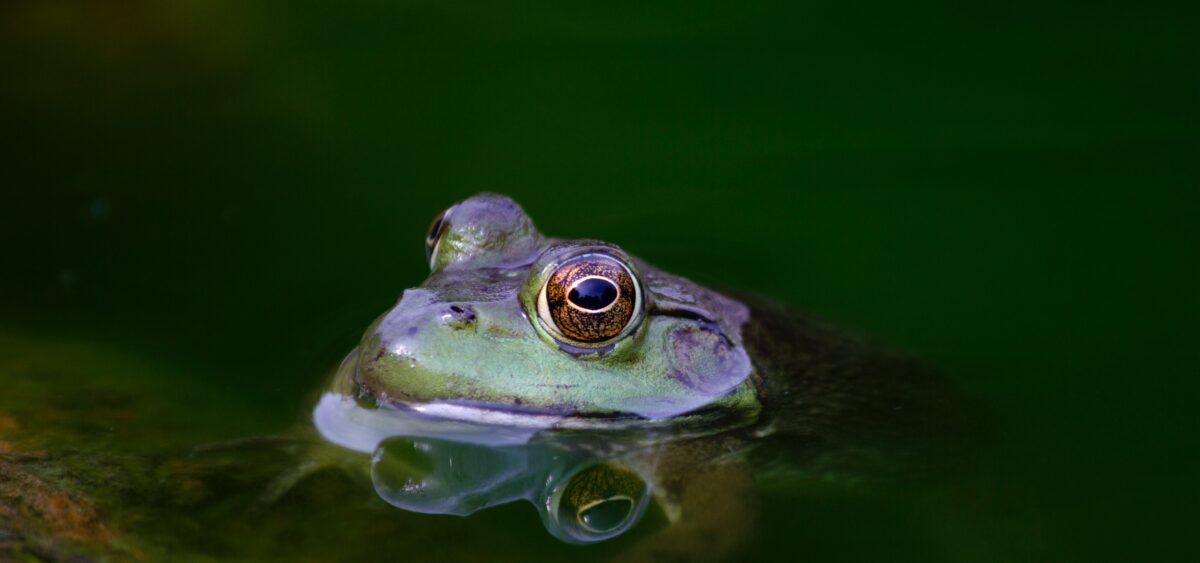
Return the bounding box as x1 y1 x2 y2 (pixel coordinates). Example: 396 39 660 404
2 1 1196 561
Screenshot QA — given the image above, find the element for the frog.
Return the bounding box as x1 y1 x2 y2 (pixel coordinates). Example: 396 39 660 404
312 192 959 558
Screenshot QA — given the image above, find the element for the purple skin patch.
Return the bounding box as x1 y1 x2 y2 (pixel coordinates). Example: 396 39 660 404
670 324 752 396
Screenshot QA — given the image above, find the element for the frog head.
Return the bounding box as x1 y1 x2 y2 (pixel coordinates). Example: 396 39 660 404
351 193 759 426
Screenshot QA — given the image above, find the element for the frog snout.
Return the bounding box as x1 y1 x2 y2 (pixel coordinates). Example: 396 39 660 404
442 304 477 330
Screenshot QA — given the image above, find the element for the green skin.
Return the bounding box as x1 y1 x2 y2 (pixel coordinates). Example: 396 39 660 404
348 192 761 427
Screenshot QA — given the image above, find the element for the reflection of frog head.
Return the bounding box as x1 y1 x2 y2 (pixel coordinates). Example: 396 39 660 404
371 434 651 543
352 193 760 424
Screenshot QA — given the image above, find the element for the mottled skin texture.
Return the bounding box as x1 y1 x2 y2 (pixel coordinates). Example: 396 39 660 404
353 193 760 422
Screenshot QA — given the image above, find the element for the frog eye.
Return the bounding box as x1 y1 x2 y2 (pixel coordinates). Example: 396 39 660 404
536 254 642 345
424 207 451 269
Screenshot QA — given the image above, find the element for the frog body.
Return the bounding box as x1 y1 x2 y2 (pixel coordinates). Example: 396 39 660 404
326 193 938 435
313 193 952 551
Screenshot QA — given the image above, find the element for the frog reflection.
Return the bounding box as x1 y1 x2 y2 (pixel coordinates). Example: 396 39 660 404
314 373 717 544
371 434 652 543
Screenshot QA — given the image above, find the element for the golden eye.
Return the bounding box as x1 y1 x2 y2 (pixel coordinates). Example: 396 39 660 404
537 255 641 344
424 208 450 269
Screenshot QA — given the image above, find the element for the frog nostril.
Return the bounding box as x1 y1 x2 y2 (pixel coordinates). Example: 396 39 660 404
444 304 477 327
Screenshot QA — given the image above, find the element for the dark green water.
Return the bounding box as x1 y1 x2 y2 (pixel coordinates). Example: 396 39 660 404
2 1 1196 561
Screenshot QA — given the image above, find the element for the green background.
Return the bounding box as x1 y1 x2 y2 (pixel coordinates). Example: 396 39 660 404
2 1 1196 561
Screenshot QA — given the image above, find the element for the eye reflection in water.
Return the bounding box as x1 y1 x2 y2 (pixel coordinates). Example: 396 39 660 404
552 463 648 540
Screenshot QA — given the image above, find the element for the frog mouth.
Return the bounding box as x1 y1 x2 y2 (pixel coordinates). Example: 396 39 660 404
393 399 646 428
315 350 754 453
343 353 643 429
313 392 561 451
400 399 748 434
320 348 651 443
350 360 746 431
313 391 746 454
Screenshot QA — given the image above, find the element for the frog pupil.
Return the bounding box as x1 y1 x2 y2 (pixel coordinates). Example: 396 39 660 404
569 278 617 311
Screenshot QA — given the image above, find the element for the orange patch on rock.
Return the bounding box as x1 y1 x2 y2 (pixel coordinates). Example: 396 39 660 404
0 414 19 433
0 459 119 546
